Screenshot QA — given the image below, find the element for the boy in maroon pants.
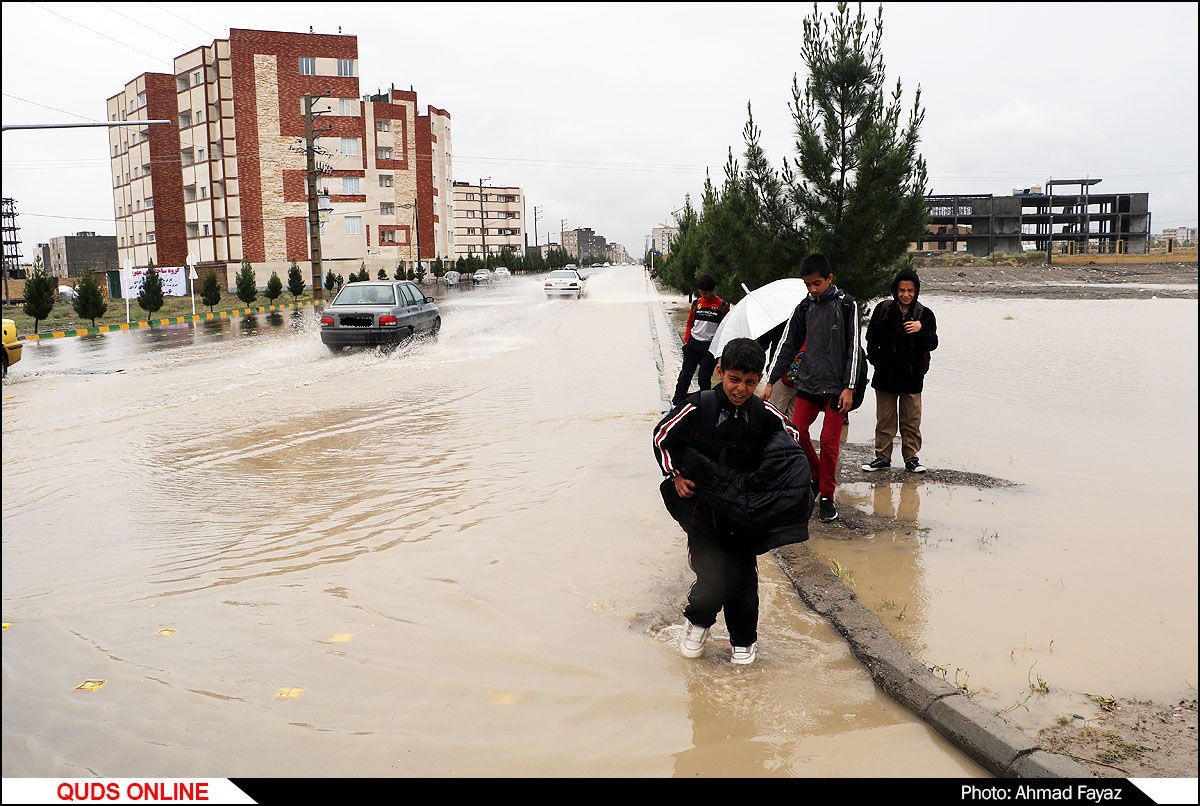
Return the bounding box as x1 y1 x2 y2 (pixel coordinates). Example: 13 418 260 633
760 254 862 523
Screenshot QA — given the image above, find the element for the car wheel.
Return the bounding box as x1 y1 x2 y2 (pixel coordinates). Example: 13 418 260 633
326 344 341 355
430 317 441 339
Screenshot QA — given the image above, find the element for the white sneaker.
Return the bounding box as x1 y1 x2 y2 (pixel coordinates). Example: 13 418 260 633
731 643 757 665
680 620 709 658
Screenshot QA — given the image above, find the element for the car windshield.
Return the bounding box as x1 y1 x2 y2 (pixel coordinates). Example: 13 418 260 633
334 285 395 305
548 270 577 279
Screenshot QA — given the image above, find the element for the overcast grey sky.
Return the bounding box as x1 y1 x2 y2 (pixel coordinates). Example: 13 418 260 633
3 2 1197 257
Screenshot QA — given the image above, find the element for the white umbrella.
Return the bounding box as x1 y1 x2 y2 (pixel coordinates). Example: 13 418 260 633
708 278 811 358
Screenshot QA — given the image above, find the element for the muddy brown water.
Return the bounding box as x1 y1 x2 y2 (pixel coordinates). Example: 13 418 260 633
2 265 1194 778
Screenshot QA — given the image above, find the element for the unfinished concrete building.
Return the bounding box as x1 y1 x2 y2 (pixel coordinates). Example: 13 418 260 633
923 179 1150 256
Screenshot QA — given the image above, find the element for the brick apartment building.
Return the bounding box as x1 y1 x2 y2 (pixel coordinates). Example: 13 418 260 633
450 181 525 260
108 28 454 293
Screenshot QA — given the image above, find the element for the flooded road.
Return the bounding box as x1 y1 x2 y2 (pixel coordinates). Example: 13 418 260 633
2 267 984 778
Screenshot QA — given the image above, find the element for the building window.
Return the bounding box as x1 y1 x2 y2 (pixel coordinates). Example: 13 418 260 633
341 177 360 195
465 193 475 201
340 137 360 156
380 230 396 244
200 187 207 199
378 175 393 188
467 228 476 236
192 71 202 86
380 202 395 216
179 112 192 128
339 98 357 116
376 147 392 160
376 119 390 132
465 210 475 218
145 196 153 208
148 232 156 243
195 109 203 123
345 216 363 235
337 59 355 77
299 57 316 75
136 91 147 108
202 224 210 236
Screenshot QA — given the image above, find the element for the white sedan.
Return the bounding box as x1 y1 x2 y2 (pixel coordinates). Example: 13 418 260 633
544 268 586 298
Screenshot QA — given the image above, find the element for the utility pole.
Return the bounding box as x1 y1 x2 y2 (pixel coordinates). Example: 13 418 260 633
412 196 421 275
533 206 542 264
478 177 490 267
304 93 332 299
561 219 568 263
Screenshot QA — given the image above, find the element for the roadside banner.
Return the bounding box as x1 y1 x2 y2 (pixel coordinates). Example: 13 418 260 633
121 265 188 297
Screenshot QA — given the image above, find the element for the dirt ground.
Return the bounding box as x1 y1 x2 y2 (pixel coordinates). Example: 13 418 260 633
914 259 1198 300
665 262 1199 778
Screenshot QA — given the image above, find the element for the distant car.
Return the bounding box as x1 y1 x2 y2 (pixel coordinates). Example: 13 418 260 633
472 269 493 284
492 267 511 280
2 318 22 376
319 280 440 353
544 268 586 298
442 270 461 286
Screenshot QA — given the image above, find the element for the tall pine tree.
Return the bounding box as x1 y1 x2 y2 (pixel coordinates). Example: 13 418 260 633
235 260 257 306
72 272 108 326
137 261 165 321
743 1 928 303
200 270 222 313
287 260 306 302
21 259 56 333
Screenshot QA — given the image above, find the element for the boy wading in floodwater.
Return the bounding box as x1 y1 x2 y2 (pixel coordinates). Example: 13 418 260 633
652 338 813 665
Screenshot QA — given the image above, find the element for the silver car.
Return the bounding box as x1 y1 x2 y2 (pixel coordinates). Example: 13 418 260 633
319 280 441 353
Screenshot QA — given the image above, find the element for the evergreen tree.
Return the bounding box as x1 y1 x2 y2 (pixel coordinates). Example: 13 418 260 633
394 263 405 280
740 1 928 303
358 266 371 282
324 269 337 293
72 272 108 326
137 261 165 321
235 260 258 305
264 270 283 303
377 267 388 280
201 269 222 312
21 260 56 333
287 260 306 301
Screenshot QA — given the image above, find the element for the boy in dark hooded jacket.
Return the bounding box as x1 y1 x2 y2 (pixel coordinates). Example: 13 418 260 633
861 268 939 473
652 338 812 665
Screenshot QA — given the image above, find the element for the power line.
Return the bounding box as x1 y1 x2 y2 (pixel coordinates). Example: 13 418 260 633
28 1 175 67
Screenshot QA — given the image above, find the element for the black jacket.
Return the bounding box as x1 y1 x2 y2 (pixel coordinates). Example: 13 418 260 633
865 268 939 394
652 386 812 554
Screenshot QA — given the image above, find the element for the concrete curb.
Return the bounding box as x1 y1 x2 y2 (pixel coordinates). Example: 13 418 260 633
773 544 1093 778
16 299 319 341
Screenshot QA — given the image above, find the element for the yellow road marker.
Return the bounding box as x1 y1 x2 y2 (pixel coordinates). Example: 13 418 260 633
76 679 107 691
275 687 303 699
